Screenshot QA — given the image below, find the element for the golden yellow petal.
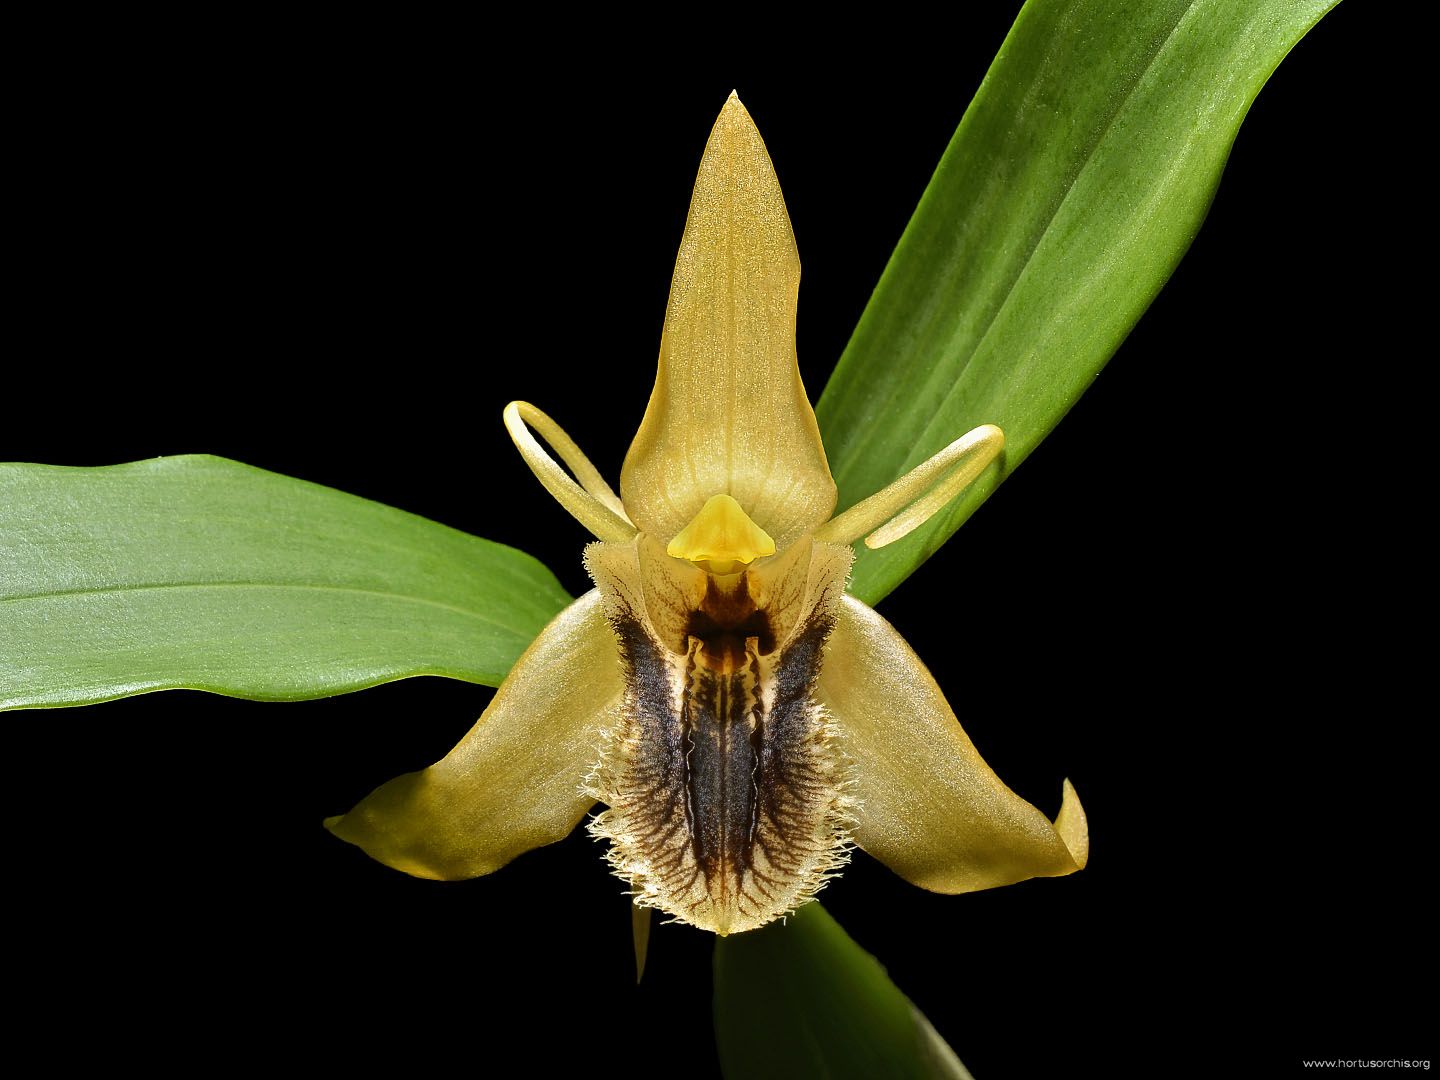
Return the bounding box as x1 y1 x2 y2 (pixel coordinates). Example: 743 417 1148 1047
814 424 1004 549
817 597 1085 893
325 590 621 879
504 401 637 543
1054 777 1090 870
620 92 836 549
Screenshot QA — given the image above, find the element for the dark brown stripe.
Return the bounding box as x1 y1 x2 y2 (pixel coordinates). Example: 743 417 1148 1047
603 570 843 928
683 650 760 893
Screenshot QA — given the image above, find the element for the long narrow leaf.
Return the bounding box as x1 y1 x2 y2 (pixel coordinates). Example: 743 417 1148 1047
713 903 971 1080
0 456 571 709
818 0 1339 604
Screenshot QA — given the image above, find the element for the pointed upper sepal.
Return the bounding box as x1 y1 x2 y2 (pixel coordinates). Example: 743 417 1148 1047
325 590 622 879
817 596 1086 893
620 93 836 549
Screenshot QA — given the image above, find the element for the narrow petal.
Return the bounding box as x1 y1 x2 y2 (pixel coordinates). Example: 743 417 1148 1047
325 590 621 879
814 424 1004 549
504 401 637 543
817 597 1086 893
620 92 836 548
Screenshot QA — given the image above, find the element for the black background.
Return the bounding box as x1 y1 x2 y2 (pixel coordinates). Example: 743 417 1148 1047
8 5 1425 1076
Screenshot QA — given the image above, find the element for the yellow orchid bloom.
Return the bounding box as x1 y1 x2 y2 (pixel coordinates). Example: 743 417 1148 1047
325 92 1087 936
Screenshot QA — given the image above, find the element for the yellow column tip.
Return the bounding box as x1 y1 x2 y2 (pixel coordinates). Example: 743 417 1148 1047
667 494 776 568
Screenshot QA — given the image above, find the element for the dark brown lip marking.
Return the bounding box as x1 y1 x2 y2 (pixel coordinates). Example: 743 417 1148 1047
584 534 856 934
681 642 758 896
684 574 776 667
594 582 845 932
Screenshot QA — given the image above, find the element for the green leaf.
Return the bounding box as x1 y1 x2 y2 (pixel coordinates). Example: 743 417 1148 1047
817 0 1339 605
713 903 971 1080
0 456 572 710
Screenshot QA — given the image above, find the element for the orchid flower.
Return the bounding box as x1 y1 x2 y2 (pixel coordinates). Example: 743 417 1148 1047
326 93 1087 935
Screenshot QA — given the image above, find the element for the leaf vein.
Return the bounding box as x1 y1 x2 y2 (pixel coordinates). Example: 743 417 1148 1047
0 581 558 637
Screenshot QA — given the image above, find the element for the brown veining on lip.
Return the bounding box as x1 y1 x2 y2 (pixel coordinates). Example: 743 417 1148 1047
587 556 853 935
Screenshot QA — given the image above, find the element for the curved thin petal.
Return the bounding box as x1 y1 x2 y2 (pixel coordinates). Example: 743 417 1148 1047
325 590 621 879
814 424 1004 550
503 401 637 543
620 92 836 548
817 596 1086 893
